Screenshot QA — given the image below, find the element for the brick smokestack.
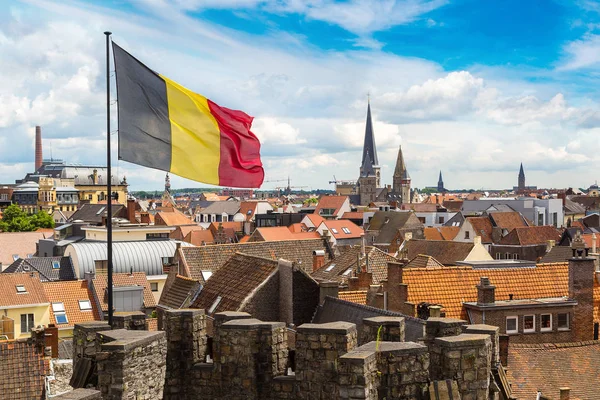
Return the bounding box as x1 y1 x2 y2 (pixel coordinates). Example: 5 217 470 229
35 126 43 171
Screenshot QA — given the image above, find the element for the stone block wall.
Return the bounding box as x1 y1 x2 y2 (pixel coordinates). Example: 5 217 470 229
72 321 110 365
295 322 358 399
429 334 492 400
111 312 147 331
96 330 167 400
51 389 102 399
361 316 405 344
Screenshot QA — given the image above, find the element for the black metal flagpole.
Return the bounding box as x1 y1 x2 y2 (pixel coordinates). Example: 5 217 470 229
104 31 114 326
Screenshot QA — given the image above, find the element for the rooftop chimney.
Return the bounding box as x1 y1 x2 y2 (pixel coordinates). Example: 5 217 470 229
312 250 325 272
477 276 496 305
35 126 43 171
559 387 570 400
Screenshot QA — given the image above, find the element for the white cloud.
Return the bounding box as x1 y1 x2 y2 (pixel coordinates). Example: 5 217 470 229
559 33 600 70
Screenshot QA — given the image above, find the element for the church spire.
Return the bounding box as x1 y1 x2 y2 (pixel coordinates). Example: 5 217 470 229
393 145 408 179
361 150 376 177
438 170 444 192
361 100 379 168
518 163 525 190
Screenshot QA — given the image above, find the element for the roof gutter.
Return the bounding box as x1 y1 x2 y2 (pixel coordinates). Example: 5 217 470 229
0 302 50 310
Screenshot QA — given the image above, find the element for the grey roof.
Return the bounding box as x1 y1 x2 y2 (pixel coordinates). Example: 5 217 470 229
200 201 241 216
58 341 73 360
69 203 125 224
361 102 379 167
444 211 465 227
564 198 586 214
361 150 376 177
312 296 425 342
539 246 573 264
67 240 193 276
367 211 424 245
3 256 76 282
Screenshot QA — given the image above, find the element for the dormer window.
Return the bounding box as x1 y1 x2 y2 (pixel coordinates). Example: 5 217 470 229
52 261 60 269
12 254 19 261
16 285 26 294
464 231 470 239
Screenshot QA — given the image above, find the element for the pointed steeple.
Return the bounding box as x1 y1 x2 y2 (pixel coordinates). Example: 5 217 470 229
361 100 379 168
518 163 525 190
394 145 408 179
438 171 443 183
438 170 444 192
361 150 376 177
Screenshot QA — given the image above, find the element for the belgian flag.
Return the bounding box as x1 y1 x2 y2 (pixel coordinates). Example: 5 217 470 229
112 42 264 188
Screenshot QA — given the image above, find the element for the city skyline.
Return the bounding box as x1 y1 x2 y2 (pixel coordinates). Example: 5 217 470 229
1 1 600 191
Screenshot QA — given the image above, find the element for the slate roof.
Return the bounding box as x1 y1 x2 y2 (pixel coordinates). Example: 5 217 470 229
179 238 332 280
338 290 367 305
0 273 49 308
423 227 459 241
401 263 569 319
539 246 573 264
201 201 241 216
0 231 51 268
508 341 600 400
564 198 586 214
68 203 125 224
312 296 426 342
367 211 423 245
465 216 493 243
191 253 279 314
92 272 157 312
0 340 49 399
159 273 202 309
405 254 445 268
42 280 100 328
499 226 561 246
402 239 475 266
314 196 348 217
4 256 76 282
489 211 528 230
312 246 399 284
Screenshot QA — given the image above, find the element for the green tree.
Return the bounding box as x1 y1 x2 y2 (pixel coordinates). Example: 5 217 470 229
0 204 54 232
31 211 55 229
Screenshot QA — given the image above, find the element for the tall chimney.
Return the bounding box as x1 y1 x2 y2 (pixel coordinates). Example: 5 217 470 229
35 126 43 171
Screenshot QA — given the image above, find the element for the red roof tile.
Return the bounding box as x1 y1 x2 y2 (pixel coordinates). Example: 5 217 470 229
319 220 363 239
466 217 493 243
251 227 320 241
314 196 348 217
341 212 364 220
184 229 215 246
0 232 51 267
0 340 49 399
0 273 48 307
92 272 157 312
499 226 561 245
338 290 367 305
42 280 100 327
154 209 195 226
489 211 528 231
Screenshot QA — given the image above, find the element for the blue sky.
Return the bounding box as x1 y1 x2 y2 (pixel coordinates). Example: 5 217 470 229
1 0 600 191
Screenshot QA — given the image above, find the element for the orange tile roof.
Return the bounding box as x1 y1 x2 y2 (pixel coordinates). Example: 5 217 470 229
0 273 48 307
466 216 493 243
405 254 445 268
489 211 528 231
170 225 204 241
424 227 443 240
288 223 308 233
314 195 348 216
184 229 215 246
42 280 100 327
320 220 363 239
438 226 459 240
155 209 195 226
304 214 325 227
0 232 52 267
253 227 320 241
239 202 258 221
239 235 250 243
401 263 569 319
338 290 367 305
499 226 561 245
92 272 157 312
341 212 364 220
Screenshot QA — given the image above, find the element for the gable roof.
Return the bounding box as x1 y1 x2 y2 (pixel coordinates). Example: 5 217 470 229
489 211 528 230
170 225 204 241
159 273 202 309
184 229 215 246
190 253 279 314
465 216 493 243
539 245 572 264
68 203 125 224
303 213 325 227
423 227 459 241
367 211 423 245
403 239 475 266
239 201 259 221
401 263 569 319
508 341 600 400
155 209 196 226
0 273 49 308
319 220 364 239
314 196 348 217
201 201 241 216
499 226 561 245
42 280 100 327
4 256 76 282
0 231 51 268
92 272 157 312
312 246 399 285
405 254 445 268
179 238 332 280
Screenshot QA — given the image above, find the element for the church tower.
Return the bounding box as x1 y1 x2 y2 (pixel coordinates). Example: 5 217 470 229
358 150 377 205
392 145 411 203
437 171 445 192
518 163 525 191
360 100 381 188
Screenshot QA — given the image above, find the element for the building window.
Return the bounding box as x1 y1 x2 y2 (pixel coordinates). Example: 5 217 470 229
495 253 501 260
464 231 470 239
552 212 558 228
324 263 336 272
146 233 169 240
513 253 519 260
537 213 544 226
16 285 26 294
52 261 60 269
438 216 445 224
342 227 351 234
79 300 92 311
418 217 426 223
523 315 535 333
506 316 518 334
52 302 68 324
208 296 222 314
540 314 552 331
150 282 159 292
331 228 339 234
558 313 570 330
20 314 34 333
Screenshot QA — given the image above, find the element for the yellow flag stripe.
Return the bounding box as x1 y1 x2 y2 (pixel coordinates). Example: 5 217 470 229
161 75 221 185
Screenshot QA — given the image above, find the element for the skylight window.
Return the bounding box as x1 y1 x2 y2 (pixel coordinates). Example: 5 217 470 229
79 300 92 311
331 228 339 234
52 302 65 312
16 285 26 293
324 263 336 272
342 268 352 276
96 206 106 215
201 271 213 281
52 261 60 269
12 254 19 261
53 302 68 324
342 227 351 234
208 296 222 314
